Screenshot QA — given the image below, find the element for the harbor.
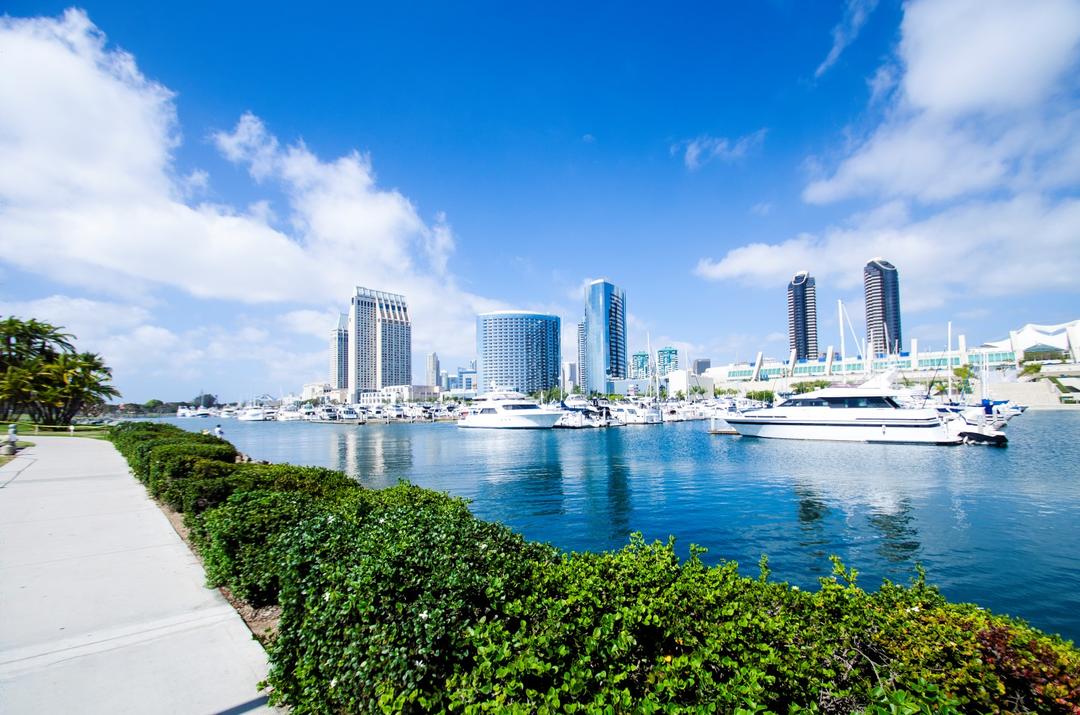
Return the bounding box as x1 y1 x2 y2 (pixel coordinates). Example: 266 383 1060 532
160 408 1080 644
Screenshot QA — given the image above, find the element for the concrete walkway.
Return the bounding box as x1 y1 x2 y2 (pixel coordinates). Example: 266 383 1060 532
0 436 275 714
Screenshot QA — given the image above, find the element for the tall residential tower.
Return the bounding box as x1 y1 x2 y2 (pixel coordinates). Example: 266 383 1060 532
863 258 901 355
426 352 440 388
583 279 627 394
347 287 411 400
329 313 349 390
787 271 819 360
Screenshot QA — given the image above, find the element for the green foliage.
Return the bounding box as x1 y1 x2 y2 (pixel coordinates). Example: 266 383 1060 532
179 460 358 519
792 380 831 394
1020 362 1043 377
266 497 558 713
715 387 738 397
0 316 120 424
147 442 239 508
745 390 775 404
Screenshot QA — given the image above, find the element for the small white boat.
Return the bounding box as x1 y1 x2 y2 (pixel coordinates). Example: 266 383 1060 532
610 404 661 425
176 406 194 418
276 406 304 421
458 391 564 429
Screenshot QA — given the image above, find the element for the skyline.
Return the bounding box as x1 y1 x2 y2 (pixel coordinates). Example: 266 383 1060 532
1 2 1079 401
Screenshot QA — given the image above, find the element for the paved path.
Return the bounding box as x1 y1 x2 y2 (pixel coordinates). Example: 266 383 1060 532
0 436 275 714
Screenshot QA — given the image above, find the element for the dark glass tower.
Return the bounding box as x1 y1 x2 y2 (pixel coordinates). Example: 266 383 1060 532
863 258 901 354
787 271 818 360
583 279 627 394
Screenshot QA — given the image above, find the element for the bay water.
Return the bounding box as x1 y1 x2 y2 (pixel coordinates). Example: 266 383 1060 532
166 409 1080 642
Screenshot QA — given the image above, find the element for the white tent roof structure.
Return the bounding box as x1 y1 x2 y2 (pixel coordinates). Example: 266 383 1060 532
982 320 1080 362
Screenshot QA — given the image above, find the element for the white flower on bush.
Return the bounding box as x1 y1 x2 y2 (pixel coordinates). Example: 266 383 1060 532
419 610 429 620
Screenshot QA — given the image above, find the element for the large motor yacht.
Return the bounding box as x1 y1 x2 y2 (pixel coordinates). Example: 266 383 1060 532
723 386 962 445
458 390 564 429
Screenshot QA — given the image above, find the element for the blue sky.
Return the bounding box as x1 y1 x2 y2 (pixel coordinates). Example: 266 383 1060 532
1 1 1079 402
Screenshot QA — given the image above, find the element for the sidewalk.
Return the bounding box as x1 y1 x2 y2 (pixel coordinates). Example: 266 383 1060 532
0 436 275 714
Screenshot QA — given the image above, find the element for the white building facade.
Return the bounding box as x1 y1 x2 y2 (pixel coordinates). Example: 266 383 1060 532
347 287 412 401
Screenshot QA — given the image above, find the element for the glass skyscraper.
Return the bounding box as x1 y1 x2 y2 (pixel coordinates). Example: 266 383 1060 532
476 311 561 395
583 279 627 395
787 271 819 360
630 351 649 379
864 258 902 355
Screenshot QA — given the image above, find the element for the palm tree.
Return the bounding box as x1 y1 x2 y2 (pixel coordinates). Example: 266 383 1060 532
26 352 120 425
0 318 76 420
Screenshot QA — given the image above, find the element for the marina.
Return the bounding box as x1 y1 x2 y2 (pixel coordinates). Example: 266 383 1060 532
161 408 1080 644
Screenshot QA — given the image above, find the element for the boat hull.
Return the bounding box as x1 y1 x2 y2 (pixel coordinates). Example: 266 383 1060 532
458 412 564 429
724 417 961 445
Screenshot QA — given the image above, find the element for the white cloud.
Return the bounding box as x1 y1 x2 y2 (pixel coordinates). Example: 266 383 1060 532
673 129 767 170
0 295 151 342
750 201 773 216
278 309 341 339
697 194 1080 312
815 0 880 78
805 0 1080 205
0 9 500 373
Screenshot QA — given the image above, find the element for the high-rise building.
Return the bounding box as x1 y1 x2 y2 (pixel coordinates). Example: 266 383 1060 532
864 258 902 355
577 321 587 394
657 346 678 376
426 352 440 388
630 351 649 379
347 287 411 400
439 370 450 391
476 311 561 394
329 313 349 390
583 279 627 394
691 358 711 375
787 271 819 361
561 361 578 393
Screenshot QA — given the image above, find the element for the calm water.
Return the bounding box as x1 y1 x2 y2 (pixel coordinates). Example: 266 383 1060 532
166 410 1080 642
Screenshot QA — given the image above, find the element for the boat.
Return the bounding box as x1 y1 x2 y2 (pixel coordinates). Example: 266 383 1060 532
723 386 963 445
236 406 267 422
610 403 661 425
458 391 564 429
276 405 304 421
176 406 194 418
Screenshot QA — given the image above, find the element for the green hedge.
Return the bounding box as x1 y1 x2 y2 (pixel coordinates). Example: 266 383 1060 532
106 421 1080 714
147 444 239 509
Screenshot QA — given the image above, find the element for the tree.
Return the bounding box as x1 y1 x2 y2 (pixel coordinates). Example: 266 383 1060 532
675 390 686 401
745 390 774 404
191 393 219 408
0 317 120 424
144 398 164 410
0 317 75 420
792 379 831 394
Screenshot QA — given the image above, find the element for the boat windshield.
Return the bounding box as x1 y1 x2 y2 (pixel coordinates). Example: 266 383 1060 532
501 404 539 410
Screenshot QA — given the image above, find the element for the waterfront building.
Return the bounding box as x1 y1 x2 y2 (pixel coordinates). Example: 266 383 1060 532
329 313 348 390
583 279 627 394
347 287 412 401
577 321 587 394
692 358 711 375
561 361 578 393
476 311 561 394
439 370 450 391
864 258 901 355
630 351 649 379
426 352 440 389
787 271 819 361
457 367 478 392
657 346 678 376
982 320 1080 363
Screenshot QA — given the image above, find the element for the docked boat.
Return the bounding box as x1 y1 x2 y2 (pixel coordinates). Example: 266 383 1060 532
236 406 268 422
458 391 564 429
724 386 963 445
276 405 304 421
610 403 662 425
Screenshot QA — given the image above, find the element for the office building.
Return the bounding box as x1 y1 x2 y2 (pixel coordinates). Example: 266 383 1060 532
583 279 627 394
476 311 561 394
864 258 902 355
657 346 678 376
577 321 587 394
561 361 578 393
630 351 649 379
426 352 440 388
787 271 819 361
692 358 711 375
329 313 348 390
347 287 411 401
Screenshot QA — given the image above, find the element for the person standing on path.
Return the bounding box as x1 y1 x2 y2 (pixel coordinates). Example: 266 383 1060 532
213 425 223 438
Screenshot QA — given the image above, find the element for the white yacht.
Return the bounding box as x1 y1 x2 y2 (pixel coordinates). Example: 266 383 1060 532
723 386 962 445
276 405 304 421
236 406 267 422
458 391 564 429
610 404 662 425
